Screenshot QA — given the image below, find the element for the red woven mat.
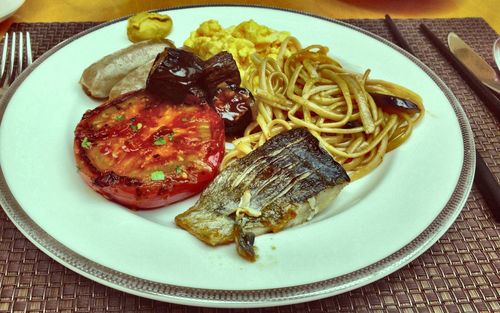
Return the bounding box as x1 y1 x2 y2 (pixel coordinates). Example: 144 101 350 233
1 17 499 312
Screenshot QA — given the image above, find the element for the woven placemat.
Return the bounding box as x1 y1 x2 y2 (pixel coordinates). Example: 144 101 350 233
1 18 499 312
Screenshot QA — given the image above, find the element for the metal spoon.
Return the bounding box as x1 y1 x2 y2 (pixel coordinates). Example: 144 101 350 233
494 38 500 71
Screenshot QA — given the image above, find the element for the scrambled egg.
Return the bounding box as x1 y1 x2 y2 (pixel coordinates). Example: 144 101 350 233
184 19 292 76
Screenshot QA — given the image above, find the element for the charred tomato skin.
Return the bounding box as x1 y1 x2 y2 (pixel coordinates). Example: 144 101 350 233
74 90 225 210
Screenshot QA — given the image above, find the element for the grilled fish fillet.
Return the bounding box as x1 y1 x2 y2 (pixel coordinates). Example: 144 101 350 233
175 128 350 261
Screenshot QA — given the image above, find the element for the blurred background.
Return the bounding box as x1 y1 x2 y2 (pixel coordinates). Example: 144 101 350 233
1 0 499 33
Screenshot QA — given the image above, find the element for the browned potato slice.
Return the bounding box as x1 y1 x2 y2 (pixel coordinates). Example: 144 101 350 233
108 59 154 99
80 39 174 99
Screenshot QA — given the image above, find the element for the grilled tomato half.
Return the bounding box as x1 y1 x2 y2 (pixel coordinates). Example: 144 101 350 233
74 90 225 210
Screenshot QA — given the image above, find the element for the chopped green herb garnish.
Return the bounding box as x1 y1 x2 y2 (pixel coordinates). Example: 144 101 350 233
115 114 125 121
168 131 175 141
150 170 165 181
129 118 142 132
81 137 91 149
154 137 166 145
175 165 183 174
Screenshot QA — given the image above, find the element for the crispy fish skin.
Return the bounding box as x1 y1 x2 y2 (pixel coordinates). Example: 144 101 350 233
80 39 174 99
175 128 350 261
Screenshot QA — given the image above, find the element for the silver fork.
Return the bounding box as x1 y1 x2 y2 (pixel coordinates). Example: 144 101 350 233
0 32 33 98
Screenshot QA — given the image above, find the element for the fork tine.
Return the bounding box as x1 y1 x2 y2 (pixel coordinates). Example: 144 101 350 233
26 32 32 66
0 33 8 81
18 32 23 73
8 32 15 81
0 31 33 91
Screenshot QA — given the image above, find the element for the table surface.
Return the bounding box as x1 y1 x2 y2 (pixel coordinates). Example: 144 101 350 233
0 2 499 312
1 0 500 34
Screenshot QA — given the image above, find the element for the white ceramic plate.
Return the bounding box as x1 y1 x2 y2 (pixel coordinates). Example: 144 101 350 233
0 5 474 308
0 0 25 22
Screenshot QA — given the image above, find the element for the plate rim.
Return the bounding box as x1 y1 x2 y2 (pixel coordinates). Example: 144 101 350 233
0 0 25 23
0 4 475 308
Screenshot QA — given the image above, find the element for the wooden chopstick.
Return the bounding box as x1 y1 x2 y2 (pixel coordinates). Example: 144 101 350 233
475 153 500 222
384 15 500 222
384 15 414 55
420 23 500 121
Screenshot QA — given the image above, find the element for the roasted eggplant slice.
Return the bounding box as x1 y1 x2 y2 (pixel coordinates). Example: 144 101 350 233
370 93 420 114
145 48 205 103
211 84 254 135
202 51 241 96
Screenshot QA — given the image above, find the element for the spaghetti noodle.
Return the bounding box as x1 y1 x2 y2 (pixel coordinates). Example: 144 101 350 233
222 37 424 181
